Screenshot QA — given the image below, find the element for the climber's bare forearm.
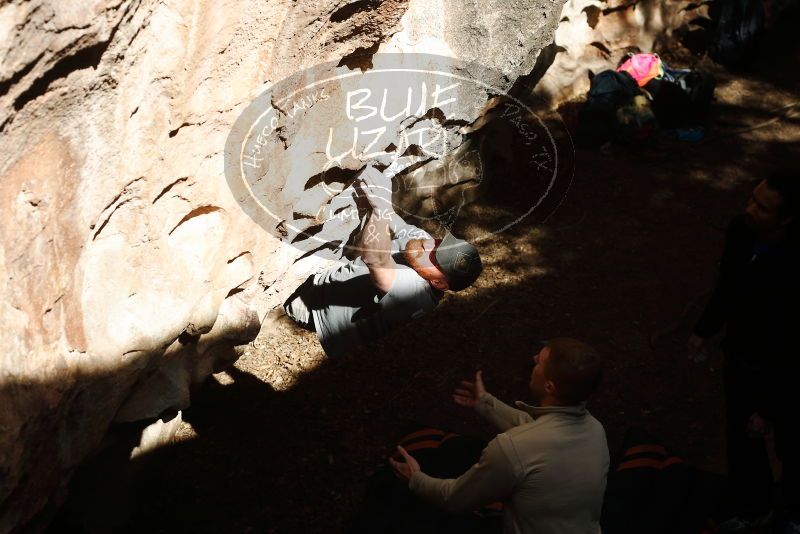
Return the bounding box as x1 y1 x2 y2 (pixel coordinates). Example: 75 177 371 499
360 212 397 293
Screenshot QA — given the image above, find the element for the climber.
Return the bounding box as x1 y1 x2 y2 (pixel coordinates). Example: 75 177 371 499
283 165 483 358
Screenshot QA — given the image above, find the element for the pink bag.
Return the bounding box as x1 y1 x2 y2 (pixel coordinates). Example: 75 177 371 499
616 53 664 87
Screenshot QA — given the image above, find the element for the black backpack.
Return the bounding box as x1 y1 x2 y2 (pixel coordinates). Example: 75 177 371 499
709 0 765 68
645 78 694 129
577 70 641 146
646 70 716 128
345 425 500 534
601 428 730 534
673 70 716 124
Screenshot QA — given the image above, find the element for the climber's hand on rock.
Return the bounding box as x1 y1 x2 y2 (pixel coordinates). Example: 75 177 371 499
359 165 394 208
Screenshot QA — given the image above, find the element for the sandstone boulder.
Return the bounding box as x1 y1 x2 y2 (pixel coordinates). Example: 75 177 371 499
0 0 569 530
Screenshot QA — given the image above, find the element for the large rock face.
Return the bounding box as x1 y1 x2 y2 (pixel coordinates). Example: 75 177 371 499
0 0 568 530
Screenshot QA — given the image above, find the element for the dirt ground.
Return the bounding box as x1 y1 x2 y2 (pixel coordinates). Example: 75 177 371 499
56 12 800 534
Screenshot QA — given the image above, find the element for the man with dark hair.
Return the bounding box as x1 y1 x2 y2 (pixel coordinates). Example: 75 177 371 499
390 338 609 534
284 166 483 358
689 171 800 533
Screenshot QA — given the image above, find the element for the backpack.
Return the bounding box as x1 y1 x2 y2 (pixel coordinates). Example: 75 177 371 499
644 78 694 129
601 428 729 534
673 70 716 124
616 95 658 144
345 424 500 534
645 70 715 128
617 53 665 87
709 0 765 68
577 70 641 146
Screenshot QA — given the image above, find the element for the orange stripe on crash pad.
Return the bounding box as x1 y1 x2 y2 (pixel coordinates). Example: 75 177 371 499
403 440 443 452
440 433 459 443
617 456 682 472
624 444 668 457
400 428 445 444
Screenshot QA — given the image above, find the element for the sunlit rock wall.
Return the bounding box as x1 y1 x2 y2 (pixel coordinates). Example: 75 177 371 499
0 0 567 530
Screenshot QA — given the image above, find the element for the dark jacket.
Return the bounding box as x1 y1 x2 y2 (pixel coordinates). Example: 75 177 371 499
694 215 799 412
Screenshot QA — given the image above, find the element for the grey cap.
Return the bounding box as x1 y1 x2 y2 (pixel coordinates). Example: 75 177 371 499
434 232 483 291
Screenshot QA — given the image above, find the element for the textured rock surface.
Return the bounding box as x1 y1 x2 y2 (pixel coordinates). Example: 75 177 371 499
0 0 568 530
